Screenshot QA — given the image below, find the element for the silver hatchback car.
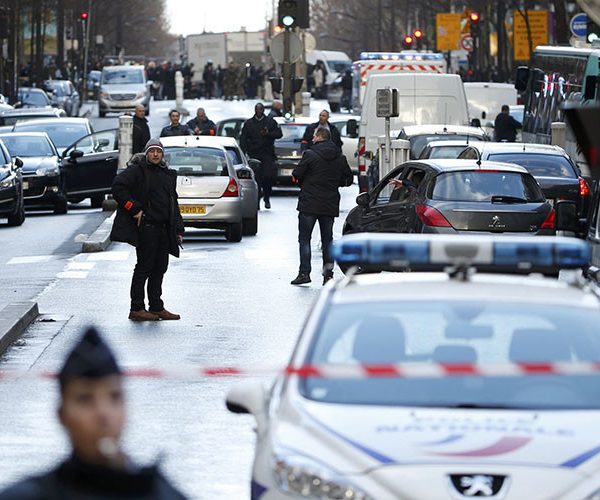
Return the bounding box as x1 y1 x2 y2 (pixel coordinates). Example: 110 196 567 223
161 136 259 242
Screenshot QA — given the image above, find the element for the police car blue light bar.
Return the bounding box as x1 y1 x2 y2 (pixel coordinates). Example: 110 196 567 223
359 52 444 61
332 234 591 272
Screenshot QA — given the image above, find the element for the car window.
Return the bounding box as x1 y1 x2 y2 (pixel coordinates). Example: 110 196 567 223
431 171 545 202
224 146 243 165
164 147 228 176
15 122 89 149
488 153 577 179
219 121 239 138
68 130 118 155
0 135 55 157
101 69 144 85
18 90 49 106
388 167 426 204
302 301 600 409
277 124 308 143
427 145 469 159
332 121 347 136
409 134 483 159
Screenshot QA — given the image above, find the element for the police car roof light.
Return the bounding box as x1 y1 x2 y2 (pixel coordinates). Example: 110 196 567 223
332 234 591 273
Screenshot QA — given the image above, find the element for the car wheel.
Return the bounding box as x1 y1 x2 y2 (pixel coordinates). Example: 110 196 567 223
225 222 243 242
329 102 340 112
7 200 25 227
242 215 258 236
98 106 106 118
53 196 69 215
90 195 104 209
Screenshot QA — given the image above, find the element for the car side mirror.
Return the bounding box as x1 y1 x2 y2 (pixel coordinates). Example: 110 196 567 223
470 118 481 128
226 382 266 431
346 118 358 138
481 111 486 120
356 192 370 207
556 200 584 234
69 149 84 161
584 75 598 101
515 66 530 92
236 168 253 180
98 138 110 147
14 157 23 169
248 158 262 170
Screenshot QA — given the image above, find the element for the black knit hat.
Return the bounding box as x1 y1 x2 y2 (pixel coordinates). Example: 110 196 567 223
59 327 122 390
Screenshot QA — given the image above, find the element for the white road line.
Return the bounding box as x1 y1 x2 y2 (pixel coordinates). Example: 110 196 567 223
65 262 95 271
7 255 54 265
86 251 130 261
57 271 89 279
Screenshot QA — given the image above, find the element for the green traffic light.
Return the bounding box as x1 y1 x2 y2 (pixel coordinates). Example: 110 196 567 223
282 15 295 27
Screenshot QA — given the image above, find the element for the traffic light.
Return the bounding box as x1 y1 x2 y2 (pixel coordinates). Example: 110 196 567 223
413 29 423 49
470 11 480 38
402 35 414 49
80 11 89 21
278 0 310 30
587 18 600 44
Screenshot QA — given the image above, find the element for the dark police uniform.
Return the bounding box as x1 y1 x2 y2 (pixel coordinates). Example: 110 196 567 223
159 123 191 138
185 117 217 136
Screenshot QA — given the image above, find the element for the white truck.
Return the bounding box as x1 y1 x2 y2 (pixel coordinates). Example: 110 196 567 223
306 50 352 111
464 82 518 135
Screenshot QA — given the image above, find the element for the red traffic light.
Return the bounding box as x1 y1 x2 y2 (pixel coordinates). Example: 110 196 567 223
274 25 283 33
404 35 414 45
469 12 480 22
80 11 89 20
413 29 423 39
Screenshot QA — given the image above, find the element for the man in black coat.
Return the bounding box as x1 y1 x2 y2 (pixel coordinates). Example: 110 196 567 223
240 103 283 209
110 138 184 321
291 128 353 286
301 109 343 151
0 327 186 500
132 104 151 154
186 107 217 136
494 104 522 142
160 110 191 138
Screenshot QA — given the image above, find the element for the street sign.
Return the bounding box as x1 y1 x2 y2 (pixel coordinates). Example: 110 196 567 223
514 10 548 61
270 31 303 64
436 13 462 51
570 13 589 37
460 34 474 52
376 88 399 118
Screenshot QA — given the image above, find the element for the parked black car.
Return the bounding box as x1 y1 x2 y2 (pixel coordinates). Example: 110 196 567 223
13 117 93 156
0 132 67 214
0 139 25 226
343 159 555 239
273 120 311 185
0 108 65 127
43 80 81 117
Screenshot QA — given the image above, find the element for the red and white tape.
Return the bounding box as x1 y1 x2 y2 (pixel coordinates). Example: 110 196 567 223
1 362 600 381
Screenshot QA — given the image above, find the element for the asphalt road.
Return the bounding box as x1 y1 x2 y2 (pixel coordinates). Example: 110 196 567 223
0 97 359 499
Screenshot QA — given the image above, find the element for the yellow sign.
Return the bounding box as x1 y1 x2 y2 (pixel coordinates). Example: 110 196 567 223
436 13 462 51
514 10 548 61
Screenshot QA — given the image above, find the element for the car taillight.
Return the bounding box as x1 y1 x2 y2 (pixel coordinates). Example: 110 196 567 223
541 207 555 229
416 204 452 227
579 177 591 196
223 178 239 197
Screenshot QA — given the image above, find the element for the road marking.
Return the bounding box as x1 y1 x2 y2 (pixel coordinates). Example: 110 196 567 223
57 271 89 279
65 262 95 271
7 255 54 265
86 251 130 261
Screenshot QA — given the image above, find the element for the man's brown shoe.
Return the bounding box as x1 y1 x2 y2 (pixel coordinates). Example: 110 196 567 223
151 309 181 320
129 310 160 321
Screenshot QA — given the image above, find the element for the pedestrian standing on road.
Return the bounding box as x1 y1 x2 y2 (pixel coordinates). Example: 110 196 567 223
341 69 353 111
291 127 353 286
160 110 191 138
268 100 283 119
240 103 283 209
186 107 217 136
132 104 151 155
110 138 184 321
301 110 343 152
494 104 522 142
0 326 186 499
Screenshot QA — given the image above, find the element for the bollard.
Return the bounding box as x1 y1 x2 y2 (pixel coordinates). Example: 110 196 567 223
175 70 187 116
551 122 566 149
118 114 133 171
302 91 311 117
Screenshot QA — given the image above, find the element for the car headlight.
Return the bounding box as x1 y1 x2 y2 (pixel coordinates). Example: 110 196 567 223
36 167 59 176
100 91 109 98
135 91 146 99
0 175 15 188
273 453 374 499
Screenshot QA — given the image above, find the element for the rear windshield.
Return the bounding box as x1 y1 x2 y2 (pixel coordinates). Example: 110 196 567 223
1 115 51 126
164 147 228 176
18 90 49 106
0 135 54 157
488 153 577 179
409 134 483 158
101 69 144 85
431 171 545 202
278 124 308 143
425 145 469 159
15 121 89 149
225 146 242 165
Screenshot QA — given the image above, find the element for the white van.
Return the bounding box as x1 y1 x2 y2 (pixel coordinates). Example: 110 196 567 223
464 82 518 133
306 50 352 86
356 73 471 190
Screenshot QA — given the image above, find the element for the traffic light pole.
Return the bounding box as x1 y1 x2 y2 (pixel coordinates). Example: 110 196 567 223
82 0 92 100
283 28 293 115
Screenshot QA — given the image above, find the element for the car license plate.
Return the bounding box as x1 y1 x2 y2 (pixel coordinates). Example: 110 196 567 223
180 205 206 215
281 168 294 176
22 182 29 190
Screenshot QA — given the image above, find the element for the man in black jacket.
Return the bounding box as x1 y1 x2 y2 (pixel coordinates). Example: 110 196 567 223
132 104 151 154
240 103 283 209
301 110 343 151
291 128 353 286
494 104 522 142
0 327 186 500
186 107 217 136
160 110 191 138
110 138 184 321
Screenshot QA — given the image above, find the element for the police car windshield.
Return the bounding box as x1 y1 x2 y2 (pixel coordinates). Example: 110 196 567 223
164 147 229 176
410 134 483 159
488 153 577 179
302 301 600 409
277 124 308 143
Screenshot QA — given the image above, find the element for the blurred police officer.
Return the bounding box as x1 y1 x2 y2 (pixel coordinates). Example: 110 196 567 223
132 104 151 155
160 110 191 138
301 110 342 151
110 139 184 321
240 103 283 209
0 327 186 499
186 108 217 136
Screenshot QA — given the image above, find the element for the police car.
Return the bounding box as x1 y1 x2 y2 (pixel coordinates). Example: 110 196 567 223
227 234 600 500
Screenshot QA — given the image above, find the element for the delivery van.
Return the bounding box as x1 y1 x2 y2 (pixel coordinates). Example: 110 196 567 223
464 82 518 135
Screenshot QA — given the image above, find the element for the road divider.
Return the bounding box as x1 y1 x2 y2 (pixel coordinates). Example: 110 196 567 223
0 302 39 356
81 212 115 253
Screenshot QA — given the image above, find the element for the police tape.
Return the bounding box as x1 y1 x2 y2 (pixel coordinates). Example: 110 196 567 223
2 362 600 381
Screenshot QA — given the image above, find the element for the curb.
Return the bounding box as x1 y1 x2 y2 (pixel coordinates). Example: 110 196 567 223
0 302 39 356
82 212 115 253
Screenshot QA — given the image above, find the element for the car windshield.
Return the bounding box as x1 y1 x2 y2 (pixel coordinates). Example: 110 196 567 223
488 153 577 179
409 134 483 158
0 135 54 157
15 122 89 149
277 124 308 143
164 147 228 176
329 60 351 73
301 301 600 409
2 115 51 126
430 171 545 202
47 83 69 96
18 90 49 106
101 69 144 84
225 146 243 165
426 145 469 159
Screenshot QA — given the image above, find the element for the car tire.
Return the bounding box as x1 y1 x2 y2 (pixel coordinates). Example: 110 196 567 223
329 102 340 112
98 106 106 118
225 222 243 242
90 195 104 209
7 200 25 227
242 215 258 236
54 196 68 215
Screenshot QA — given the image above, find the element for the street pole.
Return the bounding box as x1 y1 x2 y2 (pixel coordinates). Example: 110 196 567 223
294 29 306 116
283 27 292 116
82 0 92 101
